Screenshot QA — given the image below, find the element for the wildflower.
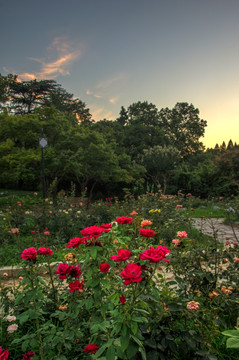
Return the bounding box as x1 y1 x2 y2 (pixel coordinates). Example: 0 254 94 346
177 231 188 239
140 245 171 263
140 220 152 227
110 249 132 262
120 263 143 285
172 239 181 247
38 247 53 256
139 229 156 238
58 304 68 311
43 231 50 236
7 324 18 333
233 257 239 263
99 263 110 273
22 350 35 360
84 344 99 354
5 315 16 322
119 294 126 303
19 276 23 280
130 211 138 216
187 301 200 311
175 205 183 210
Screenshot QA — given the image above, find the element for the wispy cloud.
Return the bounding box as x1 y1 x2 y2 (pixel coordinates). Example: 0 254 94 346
109 96 119 104
5 37 84 81
90 105 114 121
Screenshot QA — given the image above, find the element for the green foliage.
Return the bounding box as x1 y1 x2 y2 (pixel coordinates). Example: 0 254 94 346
0 193 238 359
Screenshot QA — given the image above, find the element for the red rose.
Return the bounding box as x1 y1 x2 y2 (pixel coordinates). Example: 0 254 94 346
56 263 71 279
139 229 156 238
100 224 112 233
115 216 133 224
38 247 53 256
66 237 86 248
99 263 110 273
80 225 104 238
139 245 171 263
68 280 84 292
22 350 35 360
110 248 132 262
68 265 82 278
84 344 99 354
0 347 9 360
21 247 37 262
119 294 126 303
120 263 143 285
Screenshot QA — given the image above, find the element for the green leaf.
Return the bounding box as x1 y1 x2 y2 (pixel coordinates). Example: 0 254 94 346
131 321 138 335
226 337 239 349
120 334 130 352
222 330 239 337
90 247 98 259
106 345 116 360
127 341 139 358
18 311 29 324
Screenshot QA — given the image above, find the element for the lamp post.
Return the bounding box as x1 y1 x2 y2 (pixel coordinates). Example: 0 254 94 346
39 129 48 199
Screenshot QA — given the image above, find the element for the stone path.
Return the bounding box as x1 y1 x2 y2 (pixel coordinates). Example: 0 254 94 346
191 217 239 243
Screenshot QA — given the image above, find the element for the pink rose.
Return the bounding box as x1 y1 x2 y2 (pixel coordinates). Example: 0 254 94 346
177 231 188 239
187 301 200 310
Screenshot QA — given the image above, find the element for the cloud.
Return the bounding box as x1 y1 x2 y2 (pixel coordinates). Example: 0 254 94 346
90 106 114 121
8 37 84 81
96 73 126 90
109 96 119 104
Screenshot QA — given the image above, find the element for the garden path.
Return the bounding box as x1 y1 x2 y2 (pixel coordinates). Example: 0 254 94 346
191 217 239 244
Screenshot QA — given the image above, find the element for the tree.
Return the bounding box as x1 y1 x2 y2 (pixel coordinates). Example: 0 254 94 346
0 74 92 124
142 146 180 194
159 102 207 157
121 101 167 159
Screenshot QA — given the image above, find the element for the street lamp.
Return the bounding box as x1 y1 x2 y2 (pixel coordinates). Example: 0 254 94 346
39 129 48 199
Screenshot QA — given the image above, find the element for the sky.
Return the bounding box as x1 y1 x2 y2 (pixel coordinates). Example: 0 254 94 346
0 0 239 148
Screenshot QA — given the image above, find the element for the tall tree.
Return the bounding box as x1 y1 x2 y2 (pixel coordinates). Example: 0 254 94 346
159 102 207 157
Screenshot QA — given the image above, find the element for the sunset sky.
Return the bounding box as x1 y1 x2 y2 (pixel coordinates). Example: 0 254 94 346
1 0 238 148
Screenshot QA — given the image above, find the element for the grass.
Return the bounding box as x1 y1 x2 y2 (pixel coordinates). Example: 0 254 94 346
185 206 225 218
